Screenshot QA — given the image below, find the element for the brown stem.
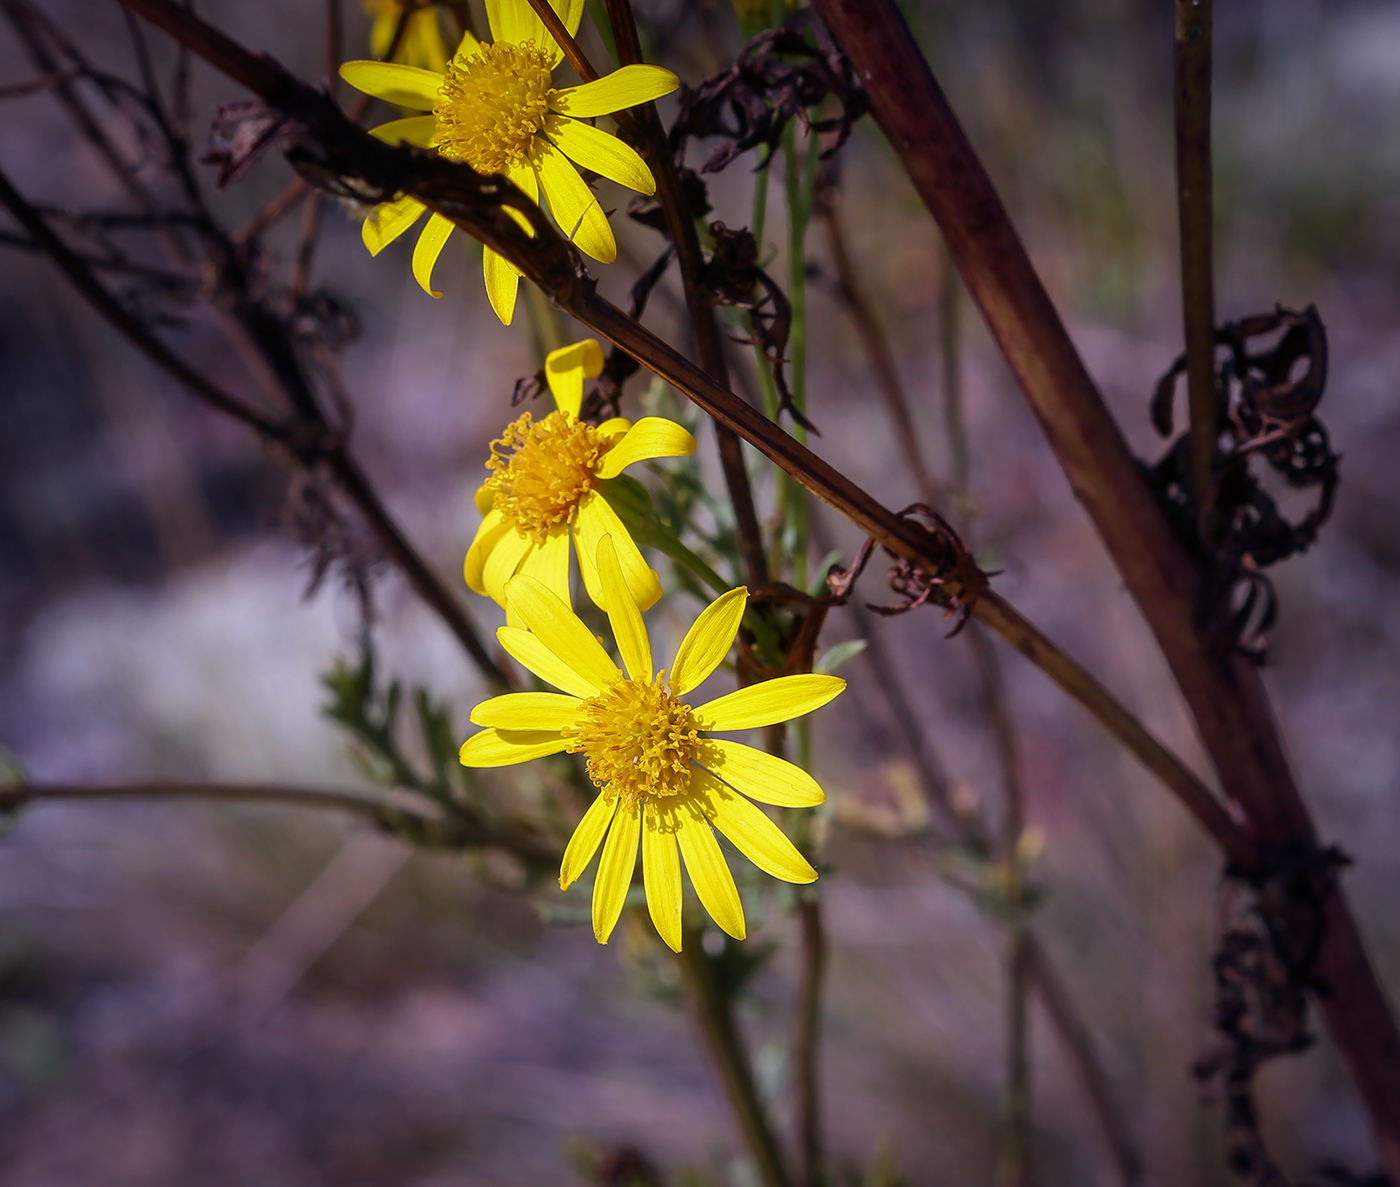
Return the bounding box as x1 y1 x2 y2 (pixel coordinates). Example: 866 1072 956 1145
1 782 559 866
815 181 941 507
677 935 794 1187
1025 935 1143 1186
808 0 1400 1171
521 0 598 83
1175 0 1216 510
602 0 770 589
793 893 825 1187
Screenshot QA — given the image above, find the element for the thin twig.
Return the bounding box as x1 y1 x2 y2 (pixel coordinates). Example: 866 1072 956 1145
677 934 794 1187
1175 0 1215 510
793 892 825 1187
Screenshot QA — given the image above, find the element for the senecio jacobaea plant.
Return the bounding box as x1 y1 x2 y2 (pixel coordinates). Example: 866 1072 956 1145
340 0 679 323
459 536 844 951
465 338 695 613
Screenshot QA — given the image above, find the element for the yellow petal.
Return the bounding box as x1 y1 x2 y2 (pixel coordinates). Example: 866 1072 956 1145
701 739 826 807
474 483 495 515
401 8 448 71
483 248 520 325
369 115 438 147
676 804 745 940
574 492 661 611
469 691 583 730
339 60 442 108
458 727 570 767
544 338 605 419
593 798 640 943
369 11 397 60
521 524 572 607
464 508 509 594
497 625 599 698
451 29 481 58
596 417 697 480
361 194 427 256
534 143 615 263
551 65 680 118
596 534 652 680
560 792 617 889
694 674 845 732
549 117 655 196
693 770 817 883
670 586 748 696
642 805 683 952
412 211 455 297
487 0 585 64
482 524 533 604
597 416 632 442
503 159 539 236
502 573 621 690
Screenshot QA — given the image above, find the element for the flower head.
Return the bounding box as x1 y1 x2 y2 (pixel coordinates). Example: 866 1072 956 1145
459 536 845 951
340 0 679 323
464 338 695 612
363 0 448 72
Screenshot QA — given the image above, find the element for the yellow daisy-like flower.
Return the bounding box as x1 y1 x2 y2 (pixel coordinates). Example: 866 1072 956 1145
363 0 448 72
459 535 845 951
339 0 679 324
465 338 696 613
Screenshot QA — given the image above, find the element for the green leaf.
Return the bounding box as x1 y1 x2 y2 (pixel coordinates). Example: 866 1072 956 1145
814 638 867 675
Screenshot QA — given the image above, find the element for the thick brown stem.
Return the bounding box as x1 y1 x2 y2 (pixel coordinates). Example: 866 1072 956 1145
808 0 1400 1171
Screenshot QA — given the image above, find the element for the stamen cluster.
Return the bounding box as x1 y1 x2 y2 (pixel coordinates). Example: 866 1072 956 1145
432 41 554 173
569 676 699 805
484 410 604 539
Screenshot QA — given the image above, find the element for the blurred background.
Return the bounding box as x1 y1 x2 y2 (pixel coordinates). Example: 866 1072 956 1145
1 0 1399 1183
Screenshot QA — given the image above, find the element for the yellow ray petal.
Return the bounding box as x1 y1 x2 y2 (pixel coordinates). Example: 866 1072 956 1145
483 248 521 325
503 573 622 690
369 11 397 60
595 417 696 480
670 586 748 696
497 625 600 698
597 416 632 442
458 727 570 766
475 483 495 514
700 739 826 807
693 770 817 883
548 117 655 195
593 798 640 943
482 525 533 604
412 211 455 297
574 492 661 610
544 338 605 419
596 535 652 680
503 158 539 236
521 524 572 606
469 691 583 730
676 804 745 940
642 805 683 952
533 143 615 263
694 673 845 732
551 64 680 118
488 0 584 63
451 28 481 58
560 792 617 889
464 508 509 595
361 193 427 256
369 115 438 147
402 8 449 71
339 60 442 109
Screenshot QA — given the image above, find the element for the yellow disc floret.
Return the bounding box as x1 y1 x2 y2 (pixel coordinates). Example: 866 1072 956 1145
432 41 554 173
483 410 605 540
569 675 699 805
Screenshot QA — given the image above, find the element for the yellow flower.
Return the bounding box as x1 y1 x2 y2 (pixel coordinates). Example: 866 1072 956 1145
339 0 679 324
459 536 845 951
465 338 695 612
363 0 448 72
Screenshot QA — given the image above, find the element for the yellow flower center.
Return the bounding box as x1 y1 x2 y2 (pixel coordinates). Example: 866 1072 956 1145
431 41 554 174
569 676 700 804
484 409 604 540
